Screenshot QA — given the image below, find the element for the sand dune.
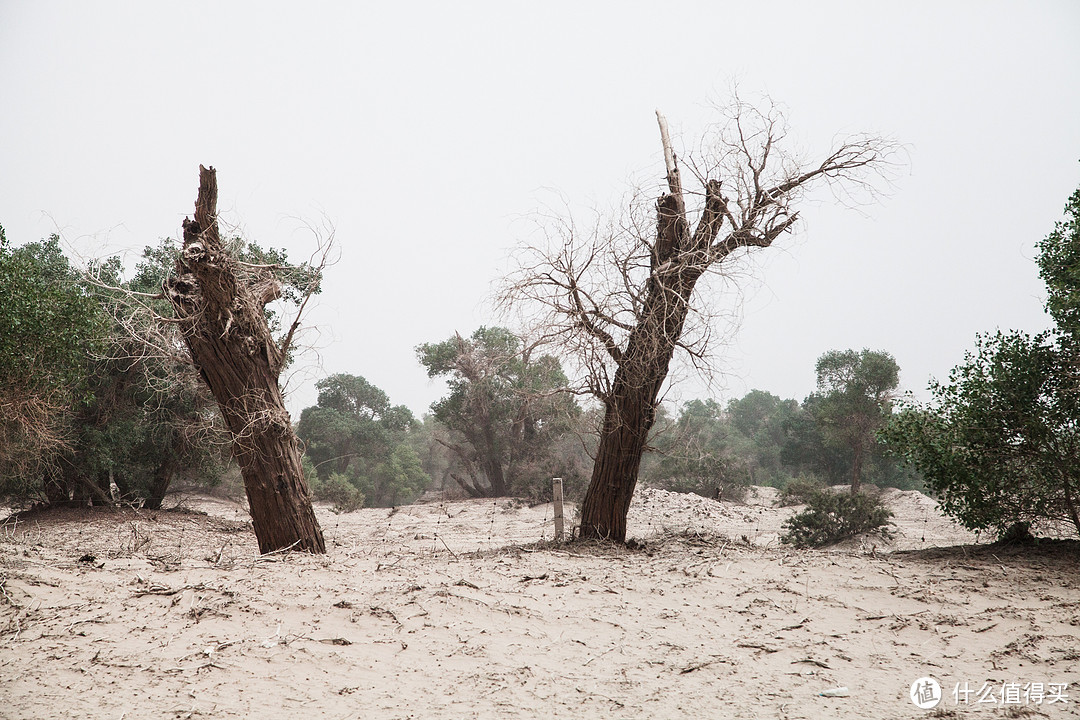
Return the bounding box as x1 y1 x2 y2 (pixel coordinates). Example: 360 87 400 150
1 488 1077 719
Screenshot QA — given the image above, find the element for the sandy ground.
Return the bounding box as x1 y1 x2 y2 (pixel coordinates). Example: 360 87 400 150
1 487 1077 719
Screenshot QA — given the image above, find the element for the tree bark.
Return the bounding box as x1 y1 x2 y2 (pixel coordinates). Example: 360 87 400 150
483 457 508 497
142 460 173 510
166 165 325 554
577 283 695 540
578 381 658 541
577 114 724 542
578 196 701 540
850 444 864 495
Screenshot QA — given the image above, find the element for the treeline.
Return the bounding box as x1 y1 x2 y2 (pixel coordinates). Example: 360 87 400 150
642 349 920 497
0 228 915 511
4 179 1079 544
0 227 317 508
294 340 920 511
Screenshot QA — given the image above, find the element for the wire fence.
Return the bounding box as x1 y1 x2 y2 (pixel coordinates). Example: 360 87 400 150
317 496 567 562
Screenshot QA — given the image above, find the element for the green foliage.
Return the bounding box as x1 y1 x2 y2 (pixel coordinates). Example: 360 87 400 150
778 476 827 506
0 231 103 396
1038 186 1080 345
883 330 1080 537
649 398 761 499
645 377 920 500
0 230 105 487
649 399 729 496
416 327 580 498
643 375 924 505
808 349 900 492
360 444 429 507
883 185 1080 539
297 373 430 507
70 240 237 507
310 472 366 514
781 489 893 547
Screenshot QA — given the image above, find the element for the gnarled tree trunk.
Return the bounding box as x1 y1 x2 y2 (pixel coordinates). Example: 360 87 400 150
578 112 790 542
502 103 892 543
142 460 174 511
577 202 702 541
165 165 325 554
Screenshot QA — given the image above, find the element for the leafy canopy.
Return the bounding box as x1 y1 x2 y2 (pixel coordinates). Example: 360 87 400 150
297 373 428 508
883 185 1080 538
416 327 578 498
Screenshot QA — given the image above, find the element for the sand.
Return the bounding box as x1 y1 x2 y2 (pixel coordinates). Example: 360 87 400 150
1 488 1077 719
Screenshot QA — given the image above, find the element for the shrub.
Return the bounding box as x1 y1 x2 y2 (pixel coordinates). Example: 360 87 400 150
781 490 893 547
311 472 365 514
778 477 826 507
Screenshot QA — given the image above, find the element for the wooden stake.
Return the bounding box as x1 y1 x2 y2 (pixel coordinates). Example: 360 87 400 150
552 477 564 541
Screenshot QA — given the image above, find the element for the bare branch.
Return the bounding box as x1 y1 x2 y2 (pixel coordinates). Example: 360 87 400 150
498 94 900 542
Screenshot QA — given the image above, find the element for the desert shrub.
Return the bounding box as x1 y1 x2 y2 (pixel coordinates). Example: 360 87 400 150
778 477 827 506
781 490 893 547
310 472 365 514
881 186 1080 540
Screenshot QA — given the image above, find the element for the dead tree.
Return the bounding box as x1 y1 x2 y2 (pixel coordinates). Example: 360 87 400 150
502 98 897 542
165 166 325 553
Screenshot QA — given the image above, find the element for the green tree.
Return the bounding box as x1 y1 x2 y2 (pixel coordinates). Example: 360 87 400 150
649 394 797 498
884 185 1080 538
727 390 802 488
885 331 1079 536
649 399 735 497
778 395 848 484
60 243 232 508
0 229 104 497
809 349 900 494
297 373 428 507
417 327 579 498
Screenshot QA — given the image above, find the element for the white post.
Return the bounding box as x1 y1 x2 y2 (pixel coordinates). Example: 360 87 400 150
552 477 564 541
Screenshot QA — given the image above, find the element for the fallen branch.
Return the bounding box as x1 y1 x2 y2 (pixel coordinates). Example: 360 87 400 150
737 641 779 653
680 655 731 674
133 582 210 597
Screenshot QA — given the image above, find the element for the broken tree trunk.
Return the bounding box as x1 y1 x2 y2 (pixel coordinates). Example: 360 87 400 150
576 113 714 542
165 165 325 554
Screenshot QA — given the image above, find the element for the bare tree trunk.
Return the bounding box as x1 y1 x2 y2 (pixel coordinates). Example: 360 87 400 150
502 104 894 544
483 457 508 497
166 166 325 554
577 308 694 540
142 460 174 510
578 194 701 540
578 382 656 541
850 445 864 495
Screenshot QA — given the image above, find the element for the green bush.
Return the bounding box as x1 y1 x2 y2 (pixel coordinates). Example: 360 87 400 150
781 490 893 547
778 476 827 506
311 472 365 514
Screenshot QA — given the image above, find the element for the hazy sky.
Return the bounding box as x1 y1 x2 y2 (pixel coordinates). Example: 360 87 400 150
2 1 1078 418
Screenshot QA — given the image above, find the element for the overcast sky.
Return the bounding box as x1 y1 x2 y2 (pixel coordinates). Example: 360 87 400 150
2 1 1078 418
